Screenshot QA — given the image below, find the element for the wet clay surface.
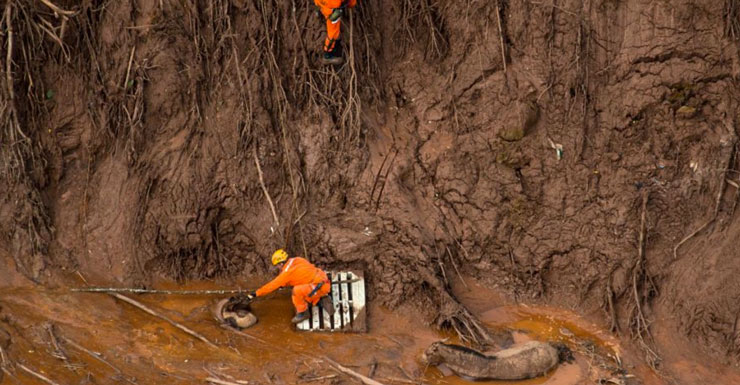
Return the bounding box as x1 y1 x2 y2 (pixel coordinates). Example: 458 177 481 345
0 277 615 385
0 272 706 385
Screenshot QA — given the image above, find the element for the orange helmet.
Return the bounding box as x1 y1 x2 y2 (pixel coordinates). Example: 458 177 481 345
271 249 288 265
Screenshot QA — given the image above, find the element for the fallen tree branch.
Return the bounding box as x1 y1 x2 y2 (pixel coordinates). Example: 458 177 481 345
18 363 61 385
206 377 248 385
301 374 338 382
108 293 217 348
44 324 67 361
322 356 386 385
2 367 18 383
59 334 123 374
378 376 417 384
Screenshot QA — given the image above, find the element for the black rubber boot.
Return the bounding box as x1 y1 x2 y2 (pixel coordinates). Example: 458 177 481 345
320 41 344 65
319 295 335 316
291 310 309 323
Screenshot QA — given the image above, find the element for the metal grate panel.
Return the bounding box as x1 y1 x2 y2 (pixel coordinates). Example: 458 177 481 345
296 270 366 332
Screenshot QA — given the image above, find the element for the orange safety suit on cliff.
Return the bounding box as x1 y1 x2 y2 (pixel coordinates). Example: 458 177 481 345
255 257 331 313
314 0 357 53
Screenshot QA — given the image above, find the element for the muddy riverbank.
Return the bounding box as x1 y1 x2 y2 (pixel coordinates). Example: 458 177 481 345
4 266 736 385
3 1 740 382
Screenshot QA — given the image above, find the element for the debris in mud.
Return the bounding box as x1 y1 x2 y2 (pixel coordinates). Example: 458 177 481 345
676 105 697 119
421 340 561 381
0 325 9 349
0 324 10 382
547 137 564 160
214 297 257 330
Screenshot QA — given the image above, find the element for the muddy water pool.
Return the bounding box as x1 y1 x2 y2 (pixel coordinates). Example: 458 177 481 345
0 279 650 385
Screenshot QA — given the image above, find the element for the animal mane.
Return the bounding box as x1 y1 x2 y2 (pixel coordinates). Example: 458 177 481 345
438 343 490 359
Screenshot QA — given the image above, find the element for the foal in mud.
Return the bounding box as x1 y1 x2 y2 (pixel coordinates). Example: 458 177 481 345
422 341 562 381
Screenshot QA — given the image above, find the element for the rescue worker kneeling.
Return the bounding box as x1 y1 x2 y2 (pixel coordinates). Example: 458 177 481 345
246 249 335 323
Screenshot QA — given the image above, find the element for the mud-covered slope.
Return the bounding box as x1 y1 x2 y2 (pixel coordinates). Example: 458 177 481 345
2 0 740 367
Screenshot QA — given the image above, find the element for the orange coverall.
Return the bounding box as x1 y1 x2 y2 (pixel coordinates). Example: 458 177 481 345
314 0 357 52
255 257 331 313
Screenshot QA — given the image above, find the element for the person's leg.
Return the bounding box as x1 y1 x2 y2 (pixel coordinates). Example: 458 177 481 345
306 282 331 306
292 284 312 313
314 0 342 52
323 8 341 53
314 283 335 315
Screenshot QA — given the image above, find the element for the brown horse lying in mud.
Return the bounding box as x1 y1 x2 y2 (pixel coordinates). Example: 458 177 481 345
422 341 563 381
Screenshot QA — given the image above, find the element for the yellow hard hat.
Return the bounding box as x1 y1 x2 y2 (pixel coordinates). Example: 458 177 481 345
271 249 288 265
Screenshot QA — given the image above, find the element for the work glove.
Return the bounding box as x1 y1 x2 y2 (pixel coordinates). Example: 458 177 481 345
329 7 344 23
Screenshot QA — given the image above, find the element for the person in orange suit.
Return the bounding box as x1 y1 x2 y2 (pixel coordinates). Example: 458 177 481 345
246 249 335 323
314 0 357 65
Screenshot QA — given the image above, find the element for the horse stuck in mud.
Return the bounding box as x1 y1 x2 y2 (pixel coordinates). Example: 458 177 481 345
422 340 567 381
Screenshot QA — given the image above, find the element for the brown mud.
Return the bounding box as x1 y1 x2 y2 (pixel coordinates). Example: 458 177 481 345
0 270 651 385
3 0 740 383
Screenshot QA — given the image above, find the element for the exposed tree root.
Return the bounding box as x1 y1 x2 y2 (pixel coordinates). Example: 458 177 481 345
495 0 509 72
398 0 449 61
674 138 737 259
628 192 660 369
726 0 740 39
437 292 494 348
254 143 281 235
1 0 53 277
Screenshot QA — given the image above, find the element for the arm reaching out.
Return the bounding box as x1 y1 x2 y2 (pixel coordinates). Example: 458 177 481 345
256 268 291 296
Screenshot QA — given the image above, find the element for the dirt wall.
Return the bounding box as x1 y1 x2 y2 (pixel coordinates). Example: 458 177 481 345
2 0 740 368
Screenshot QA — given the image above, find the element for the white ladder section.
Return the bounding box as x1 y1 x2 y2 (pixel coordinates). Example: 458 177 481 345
296 270 366 332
